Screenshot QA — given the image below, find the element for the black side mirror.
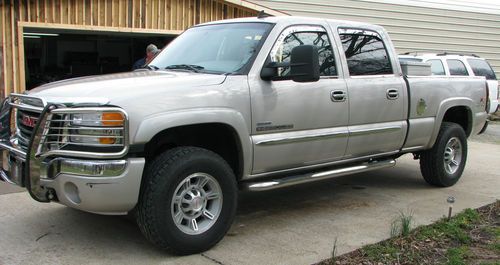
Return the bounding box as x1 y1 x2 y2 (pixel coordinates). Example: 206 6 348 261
260 45 320 82
290 45 320 83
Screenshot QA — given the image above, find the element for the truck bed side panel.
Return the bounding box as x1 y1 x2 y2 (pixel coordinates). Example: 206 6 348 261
403 76 487 150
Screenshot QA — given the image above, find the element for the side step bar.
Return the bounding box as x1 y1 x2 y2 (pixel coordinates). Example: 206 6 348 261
242 159 396 192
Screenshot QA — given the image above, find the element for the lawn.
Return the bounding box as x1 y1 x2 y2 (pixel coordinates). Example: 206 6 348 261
318 201 499 265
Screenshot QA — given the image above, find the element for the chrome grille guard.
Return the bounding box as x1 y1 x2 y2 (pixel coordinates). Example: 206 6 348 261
0 94 129 202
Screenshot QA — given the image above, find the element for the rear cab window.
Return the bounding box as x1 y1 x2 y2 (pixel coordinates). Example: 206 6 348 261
446 59 469 76
338 28 393 76
467 59 497 80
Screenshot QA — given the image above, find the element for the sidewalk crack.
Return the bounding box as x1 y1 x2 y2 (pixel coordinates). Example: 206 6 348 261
201 253 225 265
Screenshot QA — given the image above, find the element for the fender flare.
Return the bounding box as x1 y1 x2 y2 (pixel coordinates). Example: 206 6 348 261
133 108 252 177
426 97 473 148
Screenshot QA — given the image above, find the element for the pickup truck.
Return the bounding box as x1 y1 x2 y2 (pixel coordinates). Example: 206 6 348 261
0 16 488 254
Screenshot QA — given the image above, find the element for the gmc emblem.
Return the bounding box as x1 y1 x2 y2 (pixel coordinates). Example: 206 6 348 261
21 114 37 128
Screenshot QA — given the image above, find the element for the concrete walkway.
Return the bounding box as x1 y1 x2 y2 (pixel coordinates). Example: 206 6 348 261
0 140 498 265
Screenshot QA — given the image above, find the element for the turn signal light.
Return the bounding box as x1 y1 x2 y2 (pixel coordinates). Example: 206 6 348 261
102 112 124 126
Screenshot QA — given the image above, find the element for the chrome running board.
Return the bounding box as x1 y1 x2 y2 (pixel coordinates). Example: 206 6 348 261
242 159 396 191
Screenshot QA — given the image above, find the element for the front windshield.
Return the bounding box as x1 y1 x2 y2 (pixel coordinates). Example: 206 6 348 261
150 22 273 74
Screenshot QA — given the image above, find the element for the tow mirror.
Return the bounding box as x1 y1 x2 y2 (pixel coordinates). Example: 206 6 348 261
260 45 320 82
290 45 320 83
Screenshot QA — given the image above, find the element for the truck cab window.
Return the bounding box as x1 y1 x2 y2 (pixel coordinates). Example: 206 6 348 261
270 29 337 77
447 59 469 76
339 29 393 76
428 59 445 75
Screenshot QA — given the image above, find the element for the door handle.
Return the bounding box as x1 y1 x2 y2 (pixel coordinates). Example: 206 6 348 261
331 90 347 102
386 88 399 100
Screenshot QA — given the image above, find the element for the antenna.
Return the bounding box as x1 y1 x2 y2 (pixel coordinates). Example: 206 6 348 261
257 10 273 19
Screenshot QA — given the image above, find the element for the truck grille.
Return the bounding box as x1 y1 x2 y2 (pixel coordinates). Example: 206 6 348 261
15 109 41 151
8 95 45 152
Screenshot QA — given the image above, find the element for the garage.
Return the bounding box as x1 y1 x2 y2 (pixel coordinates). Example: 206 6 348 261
0 0 282 97
23 28 174 89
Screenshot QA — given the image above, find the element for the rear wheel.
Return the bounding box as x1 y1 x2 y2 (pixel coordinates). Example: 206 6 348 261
136 147 237 255
419 122 467 187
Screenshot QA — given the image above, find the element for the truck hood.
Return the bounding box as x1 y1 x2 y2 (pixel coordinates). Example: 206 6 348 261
28 70 227 105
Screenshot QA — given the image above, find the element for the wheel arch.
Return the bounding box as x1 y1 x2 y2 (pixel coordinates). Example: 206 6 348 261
427 98 474 148
133 109 252 180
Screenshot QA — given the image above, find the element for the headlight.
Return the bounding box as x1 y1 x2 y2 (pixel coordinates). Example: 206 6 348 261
70 112 124 127
67 112 124 145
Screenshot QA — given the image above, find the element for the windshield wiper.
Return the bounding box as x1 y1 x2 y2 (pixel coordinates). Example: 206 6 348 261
145 65 159 70
164 64 204 73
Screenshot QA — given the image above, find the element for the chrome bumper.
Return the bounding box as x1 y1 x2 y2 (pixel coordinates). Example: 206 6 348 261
1 143 145 214
39 157 145 215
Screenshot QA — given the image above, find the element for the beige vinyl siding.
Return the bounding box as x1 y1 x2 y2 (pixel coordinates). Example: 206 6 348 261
251 0 500 77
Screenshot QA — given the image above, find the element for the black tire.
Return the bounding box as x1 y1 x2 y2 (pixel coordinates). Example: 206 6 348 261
136 147 238 255
419 122 467 187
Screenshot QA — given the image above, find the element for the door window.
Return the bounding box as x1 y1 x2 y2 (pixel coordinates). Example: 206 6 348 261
427 59 445 75
338 29 393 76
270 27 337 78
447 59 469 76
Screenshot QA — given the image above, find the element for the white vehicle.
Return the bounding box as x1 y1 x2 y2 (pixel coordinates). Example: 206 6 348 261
399 53 499 115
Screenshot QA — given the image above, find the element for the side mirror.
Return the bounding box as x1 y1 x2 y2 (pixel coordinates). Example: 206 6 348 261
260 45 320 82
290 45 320 83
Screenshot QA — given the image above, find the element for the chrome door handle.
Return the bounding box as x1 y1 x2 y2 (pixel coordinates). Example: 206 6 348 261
386 89 399 100
331 90 346 102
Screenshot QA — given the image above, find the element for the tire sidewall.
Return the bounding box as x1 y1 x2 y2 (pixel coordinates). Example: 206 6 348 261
434 124 467 186
149 149 237 253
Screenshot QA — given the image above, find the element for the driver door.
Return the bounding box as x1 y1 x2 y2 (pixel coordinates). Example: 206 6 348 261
249 25 349 174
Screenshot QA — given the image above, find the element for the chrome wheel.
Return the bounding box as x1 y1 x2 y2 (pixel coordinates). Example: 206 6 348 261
443 137 462 174
171 173 223 235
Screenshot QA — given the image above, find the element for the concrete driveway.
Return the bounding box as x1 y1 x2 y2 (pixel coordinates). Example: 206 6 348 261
0 129 499 265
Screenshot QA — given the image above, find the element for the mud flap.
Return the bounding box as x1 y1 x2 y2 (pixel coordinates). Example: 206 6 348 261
25 104 56 202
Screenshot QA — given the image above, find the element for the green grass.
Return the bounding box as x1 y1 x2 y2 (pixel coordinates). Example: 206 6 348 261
391 210 414 237
415 208 480 244
446 247 469 265
318 202 499 265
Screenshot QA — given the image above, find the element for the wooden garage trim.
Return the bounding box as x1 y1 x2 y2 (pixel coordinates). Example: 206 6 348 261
18 21 183 35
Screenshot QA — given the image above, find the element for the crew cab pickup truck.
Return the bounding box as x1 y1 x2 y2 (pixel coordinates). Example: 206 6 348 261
0 16 488 254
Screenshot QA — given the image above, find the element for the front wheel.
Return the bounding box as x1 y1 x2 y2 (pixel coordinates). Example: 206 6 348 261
136 147 238 255
419 122 468 187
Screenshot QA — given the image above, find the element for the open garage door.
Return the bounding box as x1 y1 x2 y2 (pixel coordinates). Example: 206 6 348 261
23 27 176 90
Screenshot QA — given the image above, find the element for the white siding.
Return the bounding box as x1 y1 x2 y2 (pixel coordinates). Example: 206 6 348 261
252 0 500 77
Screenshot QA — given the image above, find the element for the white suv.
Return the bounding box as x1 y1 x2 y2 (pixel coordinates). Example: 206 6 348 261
399 53 499 114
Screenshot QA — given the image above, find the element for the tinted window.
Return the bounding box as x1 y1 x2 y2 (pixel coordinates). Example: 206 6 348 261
447 59 468 76
339 30 393 76
467 59 497 80
428 59 445 75
271 30 336 77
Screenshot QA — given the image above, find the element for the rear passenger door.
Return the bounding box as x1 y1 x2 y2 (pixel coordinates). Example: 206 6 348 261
337 28 407 158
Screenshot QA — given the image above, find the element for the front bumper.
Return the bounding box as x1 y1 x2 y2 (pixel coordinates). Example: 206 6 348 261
0 95 144 215
1 143 145 214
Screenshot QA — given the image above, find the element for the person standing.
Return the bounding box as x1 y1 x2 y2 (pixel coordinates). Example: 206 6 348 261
132 44 159 70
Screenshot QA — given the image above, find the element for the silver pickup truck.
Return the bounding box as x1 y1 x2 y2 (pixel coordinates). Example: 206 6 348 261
0 16 488 254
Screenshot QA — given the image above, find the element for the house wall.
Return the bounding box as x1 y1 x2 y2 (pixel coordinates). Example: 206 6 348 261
251 0 500 77
0 0 258 97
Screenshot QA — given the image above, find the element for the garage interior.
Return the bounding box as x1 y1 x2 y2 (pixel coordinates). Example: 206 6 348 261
23 28 175 90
